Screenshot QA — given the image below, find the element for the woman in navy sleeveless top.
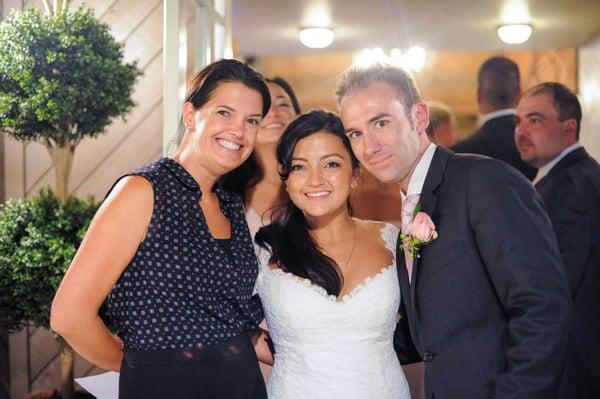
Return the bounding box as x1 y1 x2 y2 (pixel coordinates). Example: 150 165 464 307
51 59 271 399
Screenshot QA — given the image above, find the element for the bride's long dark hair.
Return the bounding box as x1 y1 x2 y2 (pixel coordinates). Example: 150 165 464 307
255 109 360 296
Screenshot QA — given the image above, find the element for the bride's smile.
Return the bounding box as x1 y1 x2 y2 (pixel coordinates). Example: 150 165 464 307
285 131 358 221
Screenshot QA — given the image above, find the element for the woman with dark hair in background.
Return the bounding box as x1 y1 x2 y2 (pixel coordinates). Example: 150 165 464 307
221 76 301 236
50 59 271 399
254 109 411 398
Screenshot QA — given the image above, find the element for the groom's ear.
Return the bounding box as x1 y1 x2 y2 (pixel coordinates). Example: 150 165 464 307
411 101 429 134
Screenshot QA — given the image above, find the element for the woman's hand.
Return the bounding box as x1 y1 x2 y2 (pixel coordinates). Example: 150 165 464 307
250 327 274 366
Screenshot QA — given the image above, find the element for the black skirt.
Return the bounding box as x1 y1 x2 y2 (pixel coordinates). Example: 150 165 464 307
119 334 267 399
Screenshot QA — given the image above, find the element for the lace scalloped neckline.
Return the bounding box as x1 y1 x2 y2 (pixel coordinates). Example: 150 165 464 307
264 223 399 304
267 263 396 303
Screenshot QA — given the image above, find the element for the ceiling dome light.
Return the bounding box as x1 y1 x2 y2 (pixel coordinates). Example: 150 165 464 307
298 27 335 49
497 24 533 44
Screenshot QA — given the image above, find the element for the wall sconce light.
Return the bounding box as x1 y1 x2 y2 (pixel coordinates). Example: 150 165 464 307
298 27 335 49
497 24 533 44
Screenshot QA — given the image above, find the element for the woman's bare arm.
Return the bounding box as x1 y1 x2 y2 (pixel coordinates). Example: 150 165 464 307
50 176 153 371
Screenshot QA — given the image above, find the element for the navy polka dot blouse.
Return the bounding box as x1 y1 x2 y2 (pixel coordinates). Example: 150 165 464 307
107 158 263 350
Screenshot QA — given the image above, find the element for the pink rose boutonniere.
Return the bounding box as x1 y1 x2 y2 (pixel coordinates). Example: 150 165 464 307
400 211 438 259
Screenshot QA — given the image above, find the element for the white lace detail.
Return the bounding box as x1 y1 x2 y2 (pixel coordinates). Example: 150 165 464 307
267 263 396 303
255 222 410 399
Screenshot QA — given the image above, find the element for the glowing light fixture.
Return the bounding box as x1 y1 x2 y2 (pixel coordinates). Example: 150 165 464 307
355 46 426 71
497 24 533 44
298 27 335 48
353 48 386 67
406 46 426 70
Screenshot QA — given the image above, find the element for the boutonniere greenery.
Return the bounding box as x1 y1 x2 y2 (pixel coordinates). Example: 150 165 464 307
400 203 438 259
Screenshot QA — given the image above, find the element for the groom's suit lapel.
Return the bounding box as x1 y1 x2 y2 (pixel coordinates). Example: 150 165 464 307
408 147 451 302
396 147 451 348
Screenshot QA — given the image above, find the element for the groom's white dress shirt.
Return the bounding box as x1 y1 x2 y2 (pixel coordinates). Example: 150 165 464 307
404 143 437 199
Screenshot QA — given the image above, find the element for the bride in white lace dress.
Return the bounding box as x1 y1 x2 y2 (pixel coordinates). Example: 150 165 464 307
252 110 410 399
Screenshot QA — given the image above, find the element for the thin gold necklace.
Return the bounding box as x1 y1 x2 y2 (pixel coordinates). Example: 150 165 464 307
341 220 358 269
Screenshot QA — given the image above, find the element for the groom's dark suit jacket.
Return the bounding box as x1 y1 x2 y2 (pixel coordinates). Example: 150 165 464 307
535 147 600 399
394 147 571 399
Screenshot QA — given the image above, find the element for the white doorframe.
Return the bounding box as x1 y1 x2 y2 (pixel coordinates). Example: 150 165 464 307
162 0 232 154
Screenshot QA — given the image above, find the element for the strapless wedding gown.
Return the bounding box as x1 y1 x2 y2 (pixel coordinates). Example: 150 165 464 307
255 223 411 399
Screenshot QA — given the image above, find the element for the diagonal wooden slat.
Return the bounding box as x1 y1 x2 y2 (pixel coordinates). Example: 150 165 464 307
70 98 162 195
120 0 161 44
97 0 119 20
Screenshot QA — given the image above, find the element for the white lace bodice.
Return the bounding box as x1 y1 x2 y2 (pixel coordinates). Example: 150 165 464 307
255 222 410 399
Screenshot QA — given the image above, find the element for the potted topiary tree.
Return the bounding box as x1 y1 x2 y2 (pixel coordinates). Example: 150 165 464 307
0 4 141 203
0 190 98 399
0 3 141 398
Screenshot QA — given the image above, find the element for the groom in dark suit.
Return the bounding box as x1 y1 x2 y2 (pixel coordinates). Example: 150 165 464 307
337 63 571 399
516 82 600 399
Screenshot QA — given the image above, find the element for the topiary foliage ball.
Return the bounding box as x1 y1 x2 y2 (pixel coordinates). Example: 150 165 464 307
0 189 97 332
0 6 141 143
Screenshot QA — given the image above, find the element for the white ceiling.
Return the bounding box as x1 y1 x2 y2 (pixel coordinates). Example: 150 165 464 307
232 0 600 56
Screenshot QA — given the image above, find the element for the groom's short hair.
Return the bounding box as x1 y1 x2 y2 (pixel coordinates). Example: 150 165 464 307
335 62 422 117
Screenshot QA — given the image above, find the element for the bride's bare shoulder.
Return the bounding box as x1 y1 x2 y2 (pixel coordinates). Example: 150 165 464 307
354 218 398 231
353 219 399 240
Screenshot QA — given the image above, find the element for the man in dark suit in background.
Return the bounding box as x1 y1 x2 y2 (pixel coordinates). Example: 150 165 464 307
337 62 571 399
516 82 600 399
452 56 536 180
